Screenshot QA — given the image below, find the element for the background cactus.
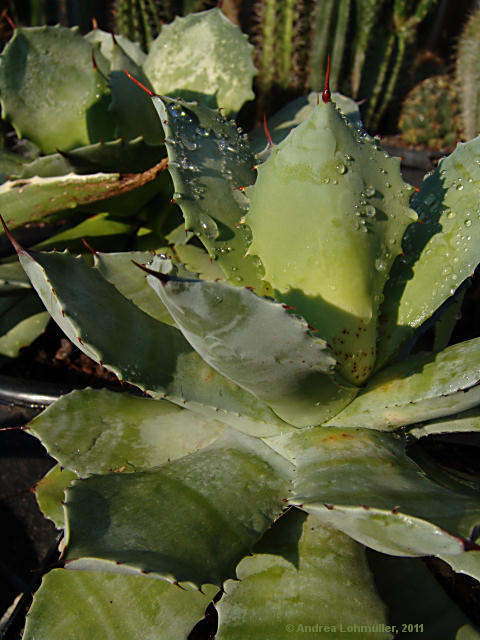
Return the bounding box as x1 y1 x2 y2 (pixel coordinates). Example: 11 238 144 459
455 3 480 141
398 74 461 149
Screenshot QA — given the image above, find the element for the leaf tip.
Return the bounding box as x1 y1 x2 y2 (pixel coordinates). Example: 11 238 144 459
124 69 156 97
0 215 27 256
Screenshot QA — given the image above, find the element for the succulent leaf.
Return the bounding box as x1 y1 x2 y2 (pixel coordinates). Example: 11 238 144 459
0 164 167 231
31 214 136 254
19 137 166 178
0 293 49 359
84 28 147 67
145 256 357 426
143 8 256 116
35 465 76 529
172 244 226 281
64 429 292 585
245 98 416 384
248 92 362 156
23 569 217 640
268 426 480 556
216 510 389 639
13 246 288 435
0 26 114 154
437 551 480 584
326 338 480 430
378 136 480 367
409 406 480 438
30 388 226 476
93 250 176 325
108 42 163 144
152 95 269 293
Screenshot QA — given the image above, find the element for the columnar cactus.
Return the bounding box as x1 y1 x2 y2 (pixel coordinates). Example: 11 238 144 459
1 8 480 640
456 4 480 141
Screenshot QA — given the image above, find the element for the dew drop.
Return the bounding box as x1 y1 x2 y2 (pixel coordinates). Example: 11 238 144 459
365 205 376 218
170 104 183 117
456 183 464 191
365 185 375 197
465 219 472 227
374 258 386 271
336 163 347 175
447 211 456 219
195 127 210 137
184 139 197 151
200 217 218 240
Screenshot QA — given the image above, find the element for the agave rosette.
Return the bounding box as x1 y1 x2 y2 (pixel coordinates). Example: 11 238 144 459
2 9 480 640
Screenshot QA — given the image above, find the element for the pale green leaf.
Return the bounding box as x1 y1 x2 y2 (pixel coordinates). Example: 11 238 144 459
35 465 76 529
144 8 256 116
250 92 362 156
0 293 49 358
245 97 416 384
152 95 269 292
267 427 480 556
217 509 390 640
85 29 147 67
15 248 289 435
326 339 480 430
30 388 226 476
0 26 113 154
64 429 292 585
23 569 216 640
409 407 480 438
437 551 480 583
146 258 356 426
378 136 480 366
93 250 175 325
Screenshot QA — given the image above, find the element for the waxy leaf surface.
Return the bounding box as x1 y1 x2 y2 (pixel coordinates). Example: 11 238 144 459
326 339 480 429
144 8 256 116
146 258 356 426
30 388 226 476
267 427 480 556
153 95 269 293
246 99 415 384
64 429 292 585
23 569 216 640
378 136 480 366
217 510 390 639
14 248 288 435
0 26 113 153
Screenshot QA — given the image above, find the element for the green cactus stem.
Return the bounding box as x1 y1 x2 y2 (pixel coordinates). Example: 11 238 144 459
363 0 438 131
351 0 387 98
398 75 460 150
455 4 480 141
277 0 296 89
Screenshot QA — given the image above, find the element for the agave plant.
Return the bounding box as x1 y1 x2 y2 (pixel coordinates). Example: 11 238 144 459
2 9 480 640
0 8 256 363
